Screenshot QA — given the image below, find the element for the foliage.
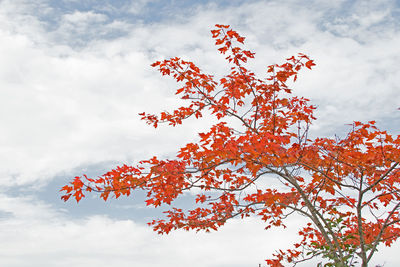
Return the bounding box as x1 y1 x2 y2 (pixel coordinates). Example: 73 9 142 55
61 24 400 266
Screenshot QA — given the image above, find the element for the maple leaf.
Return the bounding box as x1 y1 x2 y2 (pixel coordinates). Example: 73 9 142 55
305 60 316 69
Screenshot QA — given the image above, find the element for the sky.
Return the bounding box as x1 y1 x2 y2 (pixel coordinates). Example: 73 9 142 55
0 0 400 266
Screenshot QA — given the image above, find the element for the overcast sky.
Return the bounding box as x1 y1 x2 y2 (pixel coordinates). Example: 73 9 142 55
1 0 400 266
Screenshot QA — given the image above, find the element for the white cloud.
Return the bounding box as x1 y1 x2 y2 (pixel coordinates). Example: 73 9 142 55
0 194 57 221
0 194 301 267
62 10 107 24
128 0 155 15
0 2 222 187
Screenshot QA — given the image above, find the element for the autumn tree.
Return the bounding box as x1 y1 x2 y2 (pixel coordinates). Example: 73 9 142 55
61 24 400 266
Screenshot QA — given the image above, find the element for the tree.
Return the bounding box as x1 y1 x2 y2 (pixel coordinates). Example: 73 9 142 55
61 24 400 266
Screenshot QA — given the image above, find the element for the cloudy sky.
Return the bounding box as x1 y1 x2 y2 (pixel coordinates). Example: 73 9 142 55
1 0 399 266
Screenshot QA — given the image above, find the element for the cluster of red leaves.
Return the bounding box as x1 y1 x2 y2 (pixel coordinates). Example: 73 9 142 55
61 24 400 266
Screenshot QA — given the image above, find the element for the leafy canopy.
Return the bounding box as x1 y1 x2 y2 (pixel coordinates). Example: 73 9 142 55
61 24 400 267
